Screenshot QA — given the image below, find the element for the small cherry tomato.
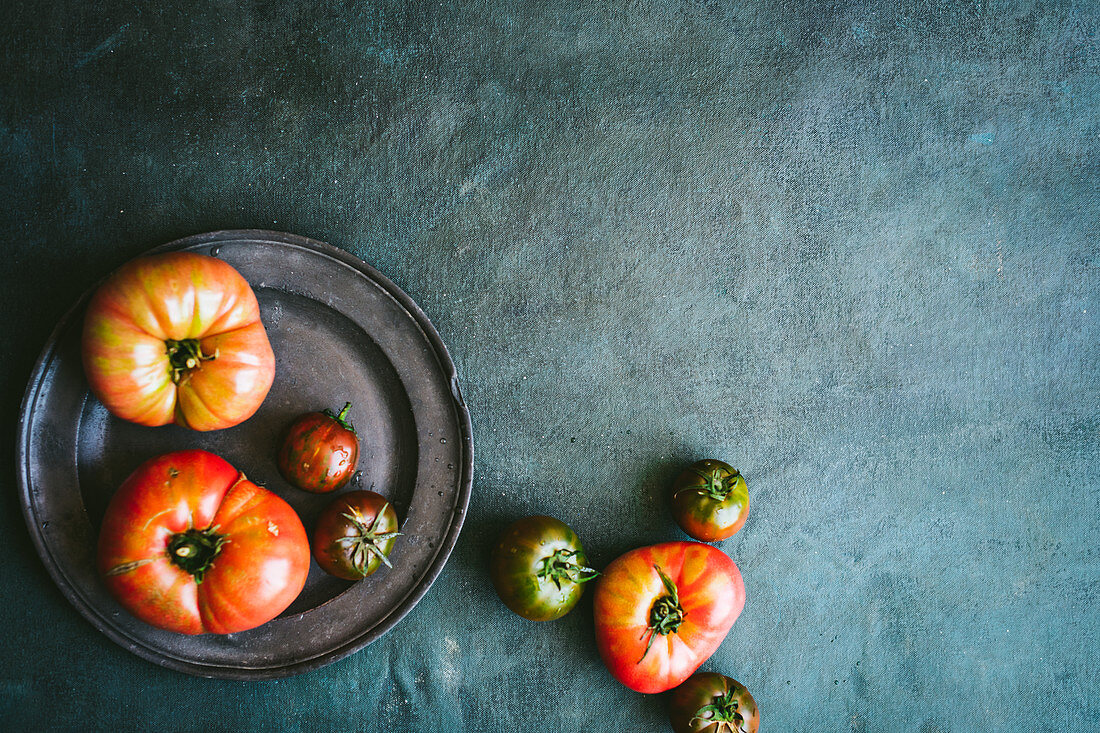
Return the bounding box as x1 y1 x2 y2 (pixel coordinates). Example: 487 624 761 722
277 402 359 493
670 460 749 542
490 516 599 621
668 672 760 733
311 490 400 580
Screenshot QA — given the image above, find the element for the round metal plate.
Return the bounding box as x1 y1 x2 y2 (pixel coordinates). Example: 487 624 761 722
17 230 473 679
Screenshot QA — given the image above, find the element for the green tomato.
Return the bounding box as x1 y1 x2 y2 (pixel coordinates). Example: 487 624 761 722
668 672 760 733
489 516 598 621
670 460 749 542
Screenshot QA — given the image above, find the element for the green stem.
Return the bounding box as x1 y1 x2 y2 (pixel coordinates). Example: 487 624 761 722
323 402 356 433
337 504 399 573
691 690 748 732
536 549 599 590
679 467 740 502
637 564 686 663
165 338 218 383
166 527 226 583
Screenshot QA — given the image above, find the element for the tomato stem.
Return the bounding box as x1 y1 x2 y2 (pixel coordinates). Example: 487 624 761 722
638 564 686 663
336 504 400 574
536 549 599 590
677 467 741 502
323 402 356 434
691 690 749 732
166 526 227 582
165 338 218 383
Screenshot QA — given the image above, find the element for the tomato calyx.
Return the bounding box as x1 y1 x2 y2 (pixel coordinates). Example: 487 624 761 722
677 466 741 502
536 549 600 590
165 338 218 383
321 402 356 434
691 690 750 733
166 526 227 583
336 505 400 572
639 564 686 663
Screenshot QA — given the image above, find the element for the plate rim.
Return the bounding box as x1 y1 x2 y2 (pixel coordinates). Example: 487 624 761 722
16 229 474 679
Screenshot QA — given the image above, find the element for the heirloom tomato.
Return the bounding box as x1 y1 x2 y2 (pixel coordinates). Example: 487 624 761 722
97 450 310 635
82 251 275 431
311 490 400 580
670 460 749 542
668 672 760 733
489 516 599 621
277 402 359 493
593 541 745 693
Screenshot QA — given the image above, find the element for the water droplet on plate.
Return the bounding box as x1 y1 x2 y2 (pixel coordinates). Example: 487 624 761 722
210 246 221 256
439 438 447 444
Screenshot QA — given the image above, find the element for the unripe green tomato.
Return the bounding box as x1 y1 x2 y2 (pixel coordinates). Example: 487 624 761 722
489 516 598 621
668 672 760 733
670 460 749 542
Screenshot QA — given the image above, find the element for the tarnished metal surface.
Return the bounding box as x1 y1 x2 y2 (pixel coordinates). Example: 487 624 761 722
17 230 473 679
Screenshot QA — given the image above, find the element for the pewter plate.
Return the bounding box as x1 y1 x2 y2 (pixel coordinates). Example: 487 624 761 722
17 230 473 679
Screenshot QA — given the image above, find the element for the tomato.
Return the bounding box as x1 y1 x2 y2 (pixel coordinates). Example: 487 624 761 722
311 490 400 580
593 541 745 693
82 251 275 431
97 450 310 635
489 516 599 621
277 402 360 493
670 460 749 542
668 672 760 733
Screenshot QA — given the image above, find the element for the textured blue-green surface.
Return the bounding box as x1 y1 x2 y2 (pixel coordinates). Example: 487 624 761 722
1 1 1097 730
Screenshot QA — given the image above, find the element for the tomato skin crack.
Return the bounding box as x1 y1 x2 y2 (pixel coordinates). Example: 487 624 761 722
105 557 157 576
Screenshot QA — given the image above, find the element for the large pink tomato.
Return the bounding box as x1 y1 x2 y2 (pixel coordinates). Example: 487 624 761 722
593 542 745 694
82 251 275 431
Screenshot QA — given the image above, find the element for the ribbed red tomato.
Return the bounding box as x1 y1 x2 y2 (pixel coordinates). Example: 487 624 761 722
97 450 310 635
82 251 275 431
593 542 745 693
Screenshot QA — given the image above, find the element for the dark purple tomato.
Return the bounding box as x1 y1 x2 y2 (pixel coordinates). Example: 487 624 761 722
489 516 598 621
277 402 359 493
668 672 760 733
311 490 400 580
670 460 749 542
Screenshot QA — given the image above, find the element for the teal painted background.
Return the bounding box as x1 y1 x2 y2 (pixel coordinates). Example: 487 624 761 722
1 0 1097 730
